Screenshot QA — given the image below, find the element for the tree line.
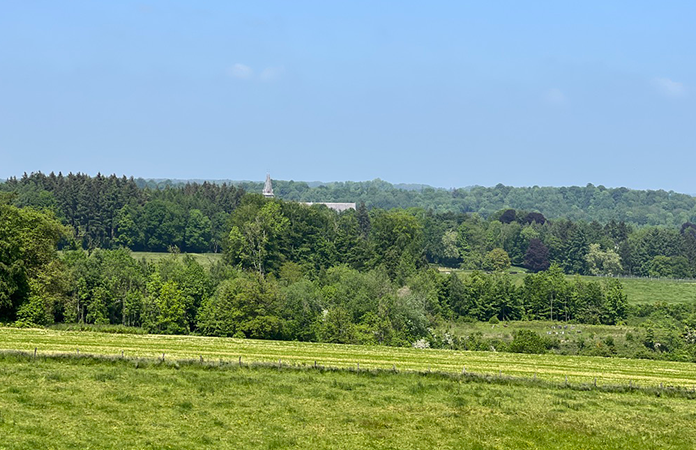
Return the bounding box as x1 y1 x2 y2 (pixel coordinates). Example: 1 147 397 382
167 178 696 227
0 200 628 341
0 195 630 331
7 196 696 362
1 172 243 252
426 209 696 279
2 173 696 279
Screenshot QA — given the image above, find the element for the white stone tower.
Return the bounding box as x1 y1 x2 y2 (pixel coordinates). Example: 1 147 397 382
262 173 274 198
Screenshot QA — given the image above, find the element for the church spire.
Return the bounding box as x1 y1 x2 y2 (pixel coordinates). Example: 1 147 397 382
262 173 274 198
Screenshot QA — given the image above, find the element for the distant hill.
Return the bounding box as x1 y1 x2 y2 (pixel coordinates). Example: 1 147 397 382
133 177 696 227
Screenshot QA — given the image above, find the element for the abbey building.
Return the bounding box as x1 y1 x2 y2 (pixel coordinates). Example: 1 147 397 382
262 174 356 212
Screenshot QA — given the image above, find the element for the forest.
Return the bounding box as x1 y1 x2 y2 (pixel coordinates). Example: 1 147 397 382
3 173 696 362
141 176 696 227
2 172 696 278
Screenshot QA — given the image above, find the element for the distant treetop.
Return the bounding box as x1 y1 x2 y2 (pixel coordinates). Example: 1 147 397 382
3 173 696 228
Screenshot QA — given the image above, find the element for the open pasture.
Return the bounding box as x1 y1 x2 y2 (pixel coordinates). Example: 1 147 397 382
1 327 695 388
619 277 696 305
0 352 695 449
448 267 696 305
130 251 224 268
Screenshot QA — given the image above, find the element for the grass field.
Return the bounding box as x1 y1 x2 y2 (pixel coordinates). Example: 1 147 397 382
2 327 695 387
441 320 633 345
445 267 696 305
619 277 696 305
131 251 224 268
1 352 695 449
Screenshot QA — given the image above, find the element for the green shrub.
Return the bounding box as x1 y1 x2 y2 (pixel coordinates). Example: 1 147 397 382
508 330 547 354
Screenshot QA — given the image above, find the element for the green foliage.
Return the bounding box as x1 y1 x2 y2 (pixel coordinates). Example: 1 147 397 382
603 279 628 325
370 209 425 280
318 307 357 344
585 243 623 275
508 329 548 354
184 209 212 253
483 248 511 272
226 200 290 275
197 272 283 339
63 249 148 326
5 173 696 279
280 279 322 341
142 274 188 334
233 178 696 228
0 204 67 323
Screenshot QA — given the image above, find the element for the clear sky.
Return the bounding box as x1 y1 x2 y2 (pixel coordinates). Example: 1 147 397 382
1 1 694 192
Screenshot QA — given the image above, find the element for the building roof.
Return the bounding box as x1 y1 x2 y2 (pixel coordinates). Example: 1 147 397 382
304 202 356 212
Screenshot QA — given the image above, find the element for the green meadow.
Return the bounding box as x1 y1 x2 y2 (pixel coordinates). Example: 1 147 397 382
447 267 696 305
1 351 695 449
130 251 224 268
2 328 695 387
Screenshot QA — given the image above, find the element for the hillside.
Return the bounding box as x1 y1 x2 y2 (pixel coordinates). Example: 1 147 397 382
135 178 696 227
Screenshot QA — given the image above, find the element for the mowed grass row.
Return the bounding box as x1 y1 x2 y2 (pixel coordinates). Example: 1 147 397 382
2 328 695 387
0 354 695 450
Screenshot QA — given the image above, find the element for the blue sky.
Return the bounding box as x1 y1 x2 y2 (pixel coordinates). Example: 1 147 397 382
1 1 694 192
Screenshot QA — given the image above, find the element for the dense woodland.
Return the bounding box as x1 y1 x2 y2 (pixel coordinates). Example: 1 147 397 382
142 177 696 227
0 199 637 341
2 172 696 360
2 172 696 278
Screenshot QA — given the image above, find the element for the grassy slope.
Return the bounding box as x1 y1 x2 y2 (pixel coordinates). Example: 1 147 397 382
0 354 695 449
1 328 695 387
442 320 634 347
130 251 223 268
620 277 696 305
448 268 696 304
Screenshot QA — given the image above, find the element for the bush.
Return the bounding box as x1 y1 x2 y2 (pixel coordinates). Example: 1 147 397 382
49 323 148 334
508 330 548 354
